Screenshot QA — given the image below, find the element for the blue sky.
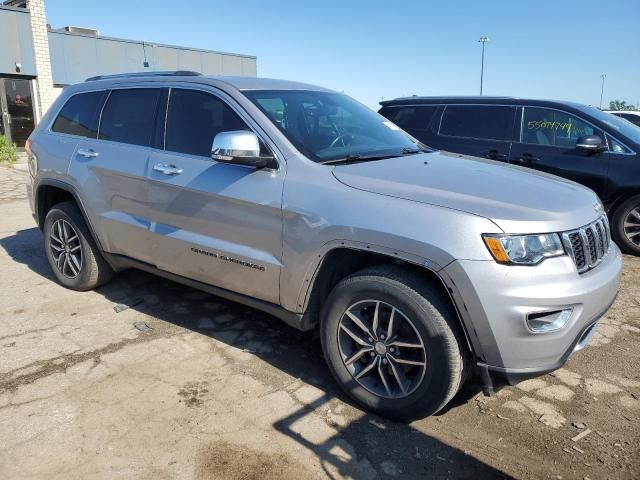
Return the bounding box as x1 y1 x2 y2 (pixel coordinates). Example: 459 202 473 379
47 0 640 110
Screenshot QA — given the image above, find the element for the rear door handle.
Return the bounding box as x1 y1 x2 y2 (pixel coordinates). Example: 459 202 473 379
153 163 183 175
77 148 99 158
483 149 507 160
515 153 539 164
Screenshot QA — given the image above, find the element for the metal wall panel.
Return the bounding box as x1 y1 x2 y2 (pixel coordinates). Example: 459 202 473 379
177 49 201 72
0 7 36 76
95 38 127 75
222 55 242 75
201 52 223 75
242 57 257 76
48 30 256 85
153 46 178 71
48 32 67 84
58 33 97 84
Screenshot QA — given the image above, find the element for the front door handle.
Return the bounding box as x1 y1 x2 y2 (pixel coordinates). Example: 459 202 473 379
515 153 540 164
153 163 183 175
483 149 507 160
77 148 99 158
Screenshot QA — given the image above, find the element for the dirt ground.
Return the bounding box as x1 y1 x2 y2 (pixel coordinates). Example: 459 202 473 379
1 165 638 480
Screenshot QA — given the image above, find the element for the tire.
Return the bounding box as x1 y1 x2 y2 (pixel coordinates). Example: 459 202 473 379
611 194 640 256
43 201 114 291
320 265 467 421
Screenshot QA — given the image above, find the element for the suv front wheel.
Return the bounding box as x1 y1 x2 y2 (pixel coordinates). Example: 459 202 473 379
320 265 467 420
44 201 114 291
612 194 640 256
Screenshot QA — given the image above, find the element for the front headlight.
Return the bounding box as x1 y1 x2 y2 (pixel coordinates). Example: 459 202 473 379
483 233 565 265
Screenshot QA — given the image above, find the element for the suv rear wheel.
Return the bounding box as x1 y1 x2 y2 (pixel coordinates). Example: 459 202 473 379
612 194 640 255
44 202 114 290
320 265 467 420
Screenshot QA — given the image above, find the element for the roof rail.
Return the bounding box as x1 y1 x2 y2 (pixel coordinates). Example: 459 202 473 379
85 70 202 82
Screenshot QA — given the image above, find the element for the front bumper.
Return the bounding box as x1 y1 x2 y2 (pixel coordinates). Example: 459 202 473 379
477 317 604 394
442 243 622 389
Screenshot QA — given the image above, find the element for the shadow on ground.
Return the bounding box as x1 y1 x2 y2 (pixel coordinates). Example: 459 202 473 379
1 227 510 479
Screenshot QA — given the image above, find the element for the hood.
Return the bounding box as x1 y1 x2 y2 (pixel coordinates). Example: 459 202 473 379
332 151 602 233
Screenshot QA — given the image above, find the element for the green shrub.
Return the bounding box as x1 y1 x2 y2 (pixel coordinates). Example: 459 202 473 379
0 135 18 165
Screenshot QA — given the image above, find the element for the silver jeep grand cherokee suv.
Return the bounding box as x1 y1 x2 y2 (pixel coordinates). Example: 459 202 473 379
26 72 621 420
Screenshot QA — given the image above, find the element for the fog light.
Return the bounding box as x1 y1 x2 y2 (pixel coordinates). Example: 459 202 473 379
526 308 573 333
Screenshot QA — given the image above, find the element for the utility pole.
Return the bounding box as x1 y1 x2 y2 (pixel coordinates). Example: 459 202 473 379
599 74 606 109
478 36 489 96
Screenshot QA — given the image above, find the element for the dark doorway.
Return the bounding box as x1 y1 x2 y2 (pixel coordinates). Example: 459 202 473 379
0 77 36 148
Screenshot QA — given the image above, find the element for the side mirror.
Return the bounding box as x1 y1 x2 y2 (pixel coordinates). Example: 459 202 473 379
211 130 272 168
576 135 606 153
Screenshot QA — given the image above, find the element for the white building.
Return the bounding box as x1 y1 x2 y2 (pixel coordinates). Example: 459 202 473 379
0 0 257 148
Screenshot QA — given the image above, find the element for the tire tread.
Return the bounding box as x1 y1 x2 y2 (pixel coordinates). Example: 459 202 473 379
321 264 468 420
612 194 640 255
44 201 113 290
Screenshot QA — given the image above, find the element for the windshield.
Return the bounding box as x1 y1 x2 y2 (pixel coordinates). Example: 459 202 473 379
579 106 640 145
244 90 424 162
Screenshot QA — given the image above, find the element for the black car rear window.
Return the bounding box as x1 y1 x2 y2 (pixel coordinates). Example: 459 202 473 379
51 91 107 138
439 105 516 141
379 106 438 133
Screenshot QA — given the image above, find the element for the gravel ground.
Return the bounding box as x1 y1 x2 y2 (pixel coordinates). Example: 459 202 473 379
1 166 638 479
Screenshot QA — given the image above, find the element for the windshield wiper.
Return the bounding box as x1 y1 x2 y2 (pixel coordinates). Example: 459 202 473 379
321 146 433 165
400 147 431 155
321 154 399 165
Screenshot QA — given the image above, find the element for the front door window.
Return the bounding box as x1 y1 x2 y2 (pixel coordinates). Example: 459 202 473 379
164 88 249 157
520 107 602 148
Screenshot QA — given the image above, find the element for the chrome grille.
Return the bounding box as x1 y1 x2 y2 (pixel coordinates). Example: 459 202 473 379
585 228 597 260
594 222 605 257
562 216 611 273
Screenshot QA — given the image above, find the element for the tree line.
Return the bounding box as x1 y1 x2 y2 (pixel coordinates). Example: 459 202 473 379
608 100 638 111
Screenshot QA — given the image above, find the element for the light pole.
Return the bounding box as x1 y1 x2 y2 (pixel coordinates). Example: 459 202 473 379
599 74 606 109
478 36 489 96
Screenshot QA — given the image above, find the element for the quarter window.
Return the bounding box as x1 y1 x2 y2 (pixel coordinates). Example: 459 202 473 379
165 89 249 157
521 107 602 148
439 105 515 141
607 135 631 154
98 89 161 147
51 91 107 138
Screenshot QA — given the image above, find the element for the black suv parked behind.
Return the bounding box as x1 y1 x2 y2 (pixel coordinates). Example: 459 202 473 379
379 97 640 255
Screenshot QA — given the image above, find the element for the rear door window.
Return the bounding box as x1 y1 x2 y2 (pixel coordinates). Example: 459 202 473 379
51 91 107 138
165 89 249 157
439 105 516 141
520 107 603 148
379 106 438 133
98 89 161 147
